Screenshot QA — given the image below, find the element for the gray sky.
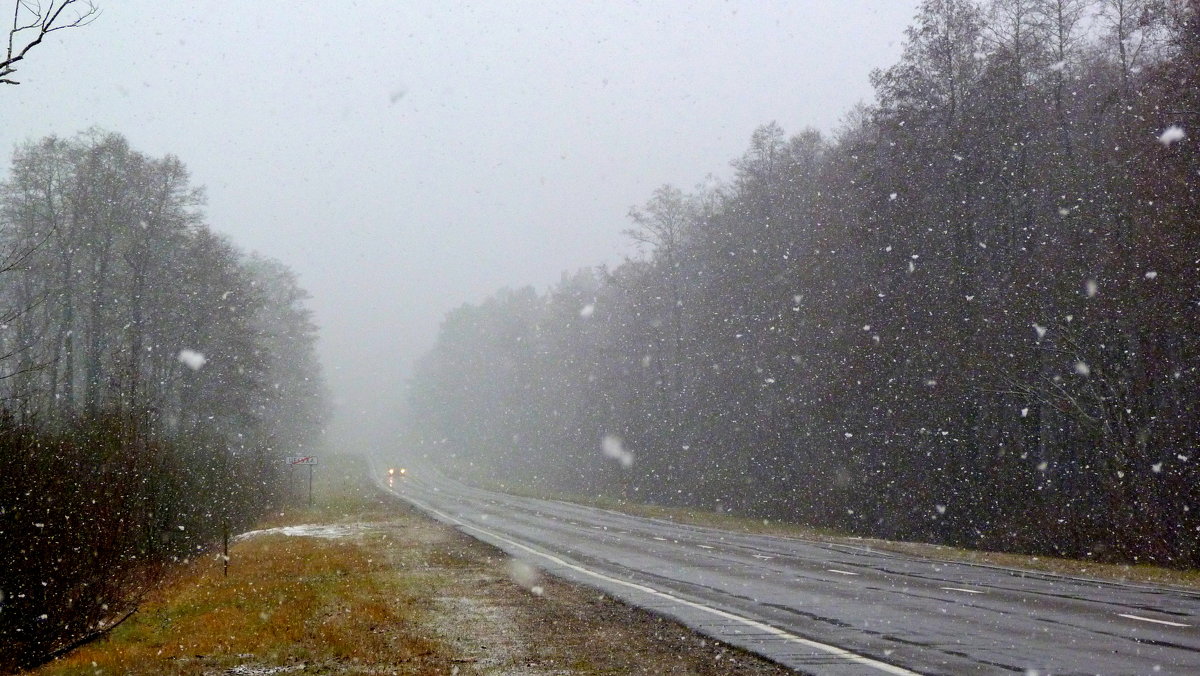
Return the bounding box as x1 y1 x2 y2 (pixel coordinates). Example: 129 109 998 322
0 1 918 453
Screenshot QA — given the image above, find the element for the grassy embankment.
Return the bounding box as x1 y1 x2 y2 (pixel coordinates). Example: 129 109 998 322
27 456 441 675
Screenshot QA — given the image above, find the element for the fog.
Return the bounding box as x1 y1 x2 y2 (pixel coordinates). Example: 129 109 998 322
0 1 917 453
6 3 1200 671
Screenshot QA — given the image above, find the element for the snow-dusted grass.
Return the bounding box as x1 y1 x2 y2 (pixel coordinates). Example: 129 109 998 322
32 528 439 675
29 455 443 675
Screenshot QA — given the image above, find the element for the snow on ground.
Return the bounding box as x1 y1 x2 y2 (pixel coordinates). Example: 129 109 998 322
223 665 306 675
234 523 381 541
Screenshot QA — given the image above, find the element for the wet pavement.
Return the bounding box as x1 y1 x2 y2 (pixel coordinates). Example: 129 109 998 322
383 468 1200 675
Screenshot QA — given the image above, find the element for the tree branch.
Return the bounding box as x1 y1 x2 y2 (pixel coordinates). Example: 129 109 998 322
1 1 98 85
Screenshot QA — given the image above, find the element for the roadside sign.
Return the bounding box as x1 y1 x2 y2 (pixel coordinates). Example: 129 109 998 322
286 456 318 506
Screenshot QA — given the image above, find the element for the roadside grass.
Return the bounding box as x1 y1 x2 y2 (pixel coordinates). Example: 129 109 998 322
29 455 446 675
490 481 1200 590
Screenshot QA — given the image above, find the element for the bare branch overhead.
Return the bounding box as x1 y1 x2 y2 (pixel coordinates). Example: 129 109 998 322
1 0 98 86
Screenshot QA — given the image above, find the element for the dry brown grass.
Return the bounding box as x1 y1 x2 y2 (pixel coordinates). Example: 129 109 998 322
33 532 441 676
28 457 446 676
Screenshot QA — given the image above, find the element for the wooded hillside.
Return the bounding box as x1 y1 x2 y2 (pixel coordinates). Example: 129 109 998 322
409 0 1200 567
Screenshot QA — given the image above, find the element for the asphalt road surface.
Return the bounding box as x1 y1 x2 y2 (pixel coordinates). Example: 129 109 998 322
380 467 1200 675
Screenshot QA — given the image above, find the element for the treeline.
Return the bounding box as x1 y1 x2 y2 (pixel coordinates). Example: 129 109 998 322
0 131 327 669
409 0 1200 566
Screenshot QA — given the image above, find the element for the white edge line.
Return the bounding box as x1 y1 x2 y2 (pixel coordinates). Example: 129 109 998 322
940 587 984 595
399 491 918 676
1117 613 1190 628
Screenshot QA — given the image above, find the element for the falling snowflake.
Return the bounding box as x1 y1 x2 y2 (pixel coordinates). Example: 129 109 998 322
601 434 634 468
507 559 541 592
1157 125 1186 146
178 349 207 370
579 303 595 318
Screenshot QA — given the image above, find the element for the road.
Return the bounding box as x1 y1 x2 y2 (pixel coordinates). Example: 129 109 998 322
380 466 1200 675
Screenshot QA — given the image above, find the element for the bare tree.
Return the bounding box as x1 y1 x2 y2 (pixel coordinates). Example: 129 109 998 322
1 0 98 86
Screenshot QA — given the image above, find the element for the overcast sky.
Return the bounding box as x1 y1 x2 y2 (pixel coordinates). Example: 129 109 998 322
0 0 919 453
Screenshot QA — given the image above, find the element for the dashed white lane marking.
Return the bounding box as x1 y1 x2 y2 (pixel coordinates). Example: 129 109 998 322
1118 613 1190 628
653 536 668 541
827 569 860 576
697 544 715 550
400 491 919 676
941 587 984 595
752 554 774 560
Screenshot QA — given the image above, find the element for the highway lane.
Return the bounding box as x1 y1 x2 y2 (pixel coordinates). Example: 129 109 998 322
380 467 1200 675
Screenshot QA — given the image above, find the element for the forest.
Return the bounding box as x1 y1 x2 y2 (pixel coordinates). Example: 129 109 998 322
0 131 327 669
408 0 1200 567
